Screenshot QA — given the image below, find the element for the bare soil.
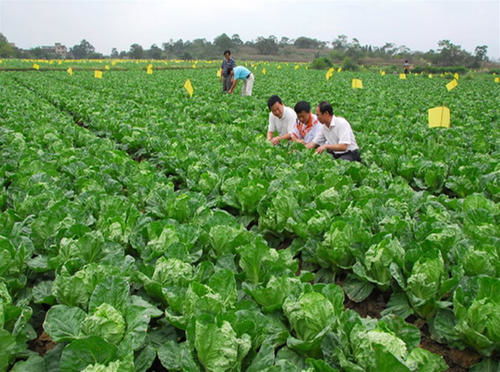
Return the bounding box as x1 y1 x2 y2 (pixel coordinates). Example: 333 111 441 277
28 331 56 356
420 334 481 371
344 290 388 319
344 290 484 371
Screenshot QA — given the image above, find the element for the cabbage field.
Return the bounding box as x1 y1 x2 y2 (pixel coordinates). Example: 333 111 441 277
0 60 498 371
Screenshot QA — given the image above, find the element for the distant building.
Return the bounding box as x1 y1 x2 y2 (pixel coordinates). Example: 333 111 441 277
54 43 67 57
40 43 68 58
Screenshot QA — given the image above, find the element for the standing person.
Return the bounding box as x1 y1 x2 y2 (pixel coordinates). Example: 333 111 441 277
227 66 254 96
266 95 297 145
291 101 322 147
220 50 235 93
403 60 410 74
306 101 361 162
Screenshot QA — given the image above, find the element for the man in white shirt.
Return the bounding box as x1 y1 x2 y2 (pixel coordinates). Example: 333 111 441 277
266 95 297 145
306 101 361 162
291 101 322 147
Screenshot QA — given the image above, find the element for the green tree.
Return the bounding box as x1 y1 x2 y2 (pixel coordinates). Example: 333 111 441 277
279 37 291 46
380 42 396 56
231 34 243 46
30 47 57 59
255 36 279 55
147 44 162 59
214 33 234 52
70 39 95 59
129 43 144 59
474 45 488 62
332 34 348 51
0 33 16 57
294 36 325 49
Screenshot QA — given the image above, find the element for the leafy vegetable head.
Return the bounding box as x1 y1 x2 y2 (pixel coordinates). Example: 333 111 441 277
82 303 126 344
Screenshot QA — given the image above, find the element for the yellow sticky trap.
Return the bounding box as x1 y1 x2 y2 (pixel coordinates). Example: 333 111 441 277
67 67 73 76
454 73 459 80
94 70 103 79
380 71 386 76
428 106 451 128
105 65 110 70
146 66 153 75
33 64 40 70
325 68 334 80
428 74 433 78
352 79 363 89
494 77 500 83
112 61 117 66
399 74 407 80
262 68 266 74
277 65 282 69
216 69 221 78
446 79 458 91
58 60 62 65
337 67 342 72
184 79 194 97
294 65 300 70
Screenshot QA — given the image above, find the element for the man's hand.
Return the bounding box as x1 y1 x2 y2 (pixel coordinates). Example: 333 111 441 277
228 79 237 94
315 145 328 154
270 137 281 145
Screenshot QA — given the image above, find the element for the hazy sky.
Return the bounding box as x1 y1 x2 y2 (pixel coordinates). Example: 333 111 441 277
1 0 499 59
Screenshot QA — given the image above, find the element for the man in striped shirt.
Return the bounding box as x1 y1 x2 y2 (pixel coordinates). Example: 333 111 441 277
291 101 322 147
220 50 236 92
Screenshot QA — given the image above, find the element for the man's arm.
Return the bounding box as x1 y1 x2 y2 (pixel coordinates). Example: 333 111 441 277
308 130 325 149
291 133 305 144
228 79 238 94
315 143 348 154
270 132 292 145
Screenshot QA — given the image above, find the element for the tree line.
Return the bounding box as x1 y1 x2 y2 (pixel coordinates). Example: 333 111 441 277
0 33 491 68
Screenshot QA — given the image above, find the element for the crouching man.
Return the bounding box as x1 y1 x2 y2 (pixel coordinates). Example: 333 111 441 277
306 101 361 162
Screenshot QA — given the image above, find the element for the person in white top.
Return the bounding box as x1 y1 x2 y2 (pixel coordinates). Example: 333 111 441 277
266 95 297 145
306 101 361 162
291 101 322 147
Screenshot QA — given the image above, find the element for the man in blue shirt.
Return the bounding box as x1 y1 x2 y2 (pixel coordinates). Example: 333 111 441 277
220 50 235 92
227 66 254 96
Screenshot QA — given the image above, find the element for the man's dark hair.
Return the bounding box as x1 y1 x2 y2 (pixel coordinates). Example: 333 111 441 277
318 101 334 115
294 101 311 114
227 67 233 74
224 50 231 56
267 95 282 109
